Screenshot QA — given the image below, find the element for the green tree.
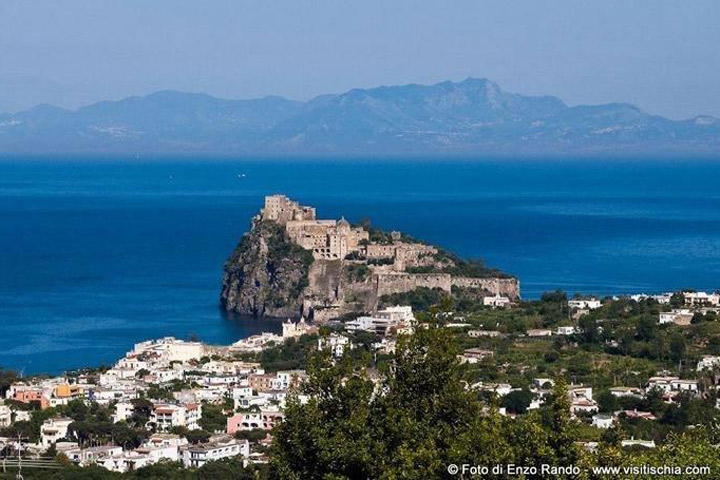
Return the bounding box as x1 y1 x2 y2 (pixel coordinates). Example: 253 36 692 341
502 389 534 414
707 336 720 355
635 316 658 342
129 398 154 428
578 315 598 344
111 421 146 450
623 428 720 479
271 325 587 479
669 292 685 308
597 390 618 413
640 387 666 415
198 403 229 433
668 334 686 363
546 378 584 467
185 429 211 444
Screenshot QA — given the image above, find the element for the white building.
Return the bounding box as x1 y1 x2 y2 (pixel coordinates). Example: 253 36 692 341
671 379 699 392
151 403 202 431
14 410 31 423
282 318 317 339
132 337 205 363
609 387 644 398
0 402 12 427
318 334 352 358
459 348 494 364
101 452 155 473
41 417 74 448
148 368 185 384
468 330 502 338
472 383 512 397
231 332 283 353
92 384 139 405
66 445 123 465
132 443 184 465
372 338 397 355
647 377 698 394
569 386 598 415
568 299 602 310
376 305 414 323
98 434 185 469
526 329 552 337
181 435 249 468
621 439 656 449
116 357 149 372
630 293 672 305
201 360 237 376
592 414 614 429
571 399 599 415
144 433 188 449
647 376 677 393
234 394 270 410
344 316 374 334
99 368 138 386
113 401 135 423
697 355 720 372
556 326 577 336
272 370 306 391
659 309 693 326
345 306 415 336
483 294 511 308
684 291 720 307
569 386 592 401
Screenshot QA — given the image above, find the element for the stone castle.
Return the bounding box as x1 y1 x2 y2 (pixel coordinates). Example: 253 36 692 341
260 195 442 270
235 194 521 321
260 195 369 260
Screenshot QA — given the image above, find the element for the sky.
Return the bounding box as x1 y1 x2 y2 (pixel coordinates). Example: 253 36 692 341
1 0 719 119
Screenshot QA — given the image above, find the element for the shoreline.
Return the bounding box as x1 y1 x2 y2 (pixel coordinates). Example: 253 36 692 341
10 287 718 378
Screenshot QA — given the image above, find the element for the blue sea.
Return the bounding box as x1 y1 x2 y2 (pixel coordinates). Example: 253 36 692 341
1 156 720 374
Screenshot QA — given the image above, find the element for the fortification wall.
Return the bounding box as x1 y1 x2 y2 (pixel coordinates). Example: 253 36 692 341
303 271 520 321
374 273 452 297
451 277 520 299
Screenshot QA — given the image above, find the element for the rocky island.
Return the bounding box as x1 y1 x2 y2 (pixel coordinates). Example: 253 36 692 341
220 195 519 320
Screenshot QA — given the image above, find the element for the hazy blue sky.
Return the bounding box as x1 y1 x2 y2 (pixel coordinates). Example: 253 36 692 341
1 0 718 118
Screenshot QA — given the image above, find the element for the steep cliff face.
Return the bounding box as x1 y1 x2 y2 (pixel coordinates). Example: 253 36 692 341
220 221 314 317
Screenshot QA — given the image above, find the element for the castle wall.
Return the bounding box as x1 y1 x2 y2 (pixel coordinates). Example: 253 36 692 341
373 273 520 300
375 273 452 297
451 277 520 299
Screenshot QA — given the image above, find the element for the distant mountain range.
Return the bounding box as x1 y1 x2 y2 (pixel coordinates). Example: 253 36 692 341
1 78 718 154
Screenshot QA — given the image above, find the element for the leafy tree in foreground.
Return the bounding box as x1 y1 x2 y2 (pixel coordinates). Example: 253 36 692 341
270 325 591 479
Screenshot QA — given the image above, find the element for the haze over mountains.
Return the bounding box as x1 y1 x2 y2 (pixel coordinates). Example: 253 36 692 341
1 78 718 154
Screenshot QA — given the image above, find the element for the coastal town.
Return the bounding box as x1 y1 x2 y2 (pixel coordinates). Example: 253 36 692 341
0 303 419 474
2 285 720 475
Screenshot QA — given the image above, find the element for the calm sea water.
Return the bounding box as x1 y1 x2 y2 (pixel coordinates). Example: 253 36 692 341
1 156 720 373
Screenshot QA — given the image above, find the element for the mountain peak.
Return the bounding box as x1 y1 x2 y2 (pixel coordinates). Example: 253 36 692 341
459 76 495 87
2 79 718 154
